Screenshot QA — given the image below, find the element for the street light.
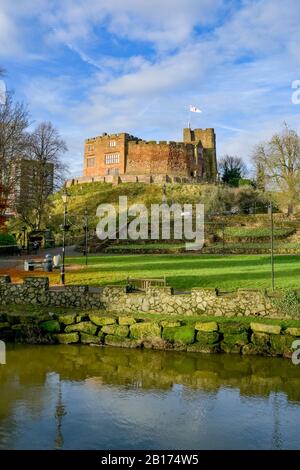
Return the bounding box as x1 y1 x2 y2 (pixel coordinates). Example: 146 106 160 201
22 226 27 250
269 201 275 290
60 188 69 285
83 208 89 266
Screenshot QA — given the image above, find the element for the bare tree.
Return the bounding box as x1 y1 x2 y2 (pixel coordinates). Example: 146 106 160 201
252 124 300 215
18 122 68 229
0 92 30 216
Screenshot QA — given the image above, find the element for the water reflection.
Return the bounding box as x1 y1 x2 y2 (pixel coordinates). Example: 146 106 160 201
0 344 300 450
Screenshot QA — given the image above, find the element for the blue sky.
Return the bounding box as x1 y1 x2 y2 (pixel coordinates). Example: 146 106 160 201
1 0 300 176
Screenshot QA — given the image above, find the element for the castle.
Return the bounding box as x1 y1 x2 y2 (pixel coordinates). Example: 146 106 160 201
66 128 217 186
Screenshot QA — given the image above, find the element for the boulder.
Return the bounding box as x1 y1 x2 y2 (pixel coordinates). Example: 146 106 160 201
102 325 129 337
269 334 296 356
143 338 168 350
40 320 60 333
221 342 241 354
195 321 218 332
285 327 300 336
196 331 220 345
250 322 281 335
89 314 116 326
55 332 79 344
162 326 195 345
58 314 77 325
242 344 263 355
65 322 97 335
222 332 249 347
162 327 177 343
130 322 161 340
118 316 136 326
104 335 141 348
160 320 181 328
80 333 102 345
219 322 248 334
251 332 270 348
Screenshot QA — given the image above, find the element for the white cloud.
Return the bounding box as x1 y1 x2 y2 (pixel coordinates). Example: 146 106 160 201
2 0 300 175
0 9 19 56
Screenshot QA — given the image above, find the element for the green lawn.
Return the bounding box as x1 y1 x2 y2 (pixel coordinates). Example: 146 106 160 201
66 253 300 291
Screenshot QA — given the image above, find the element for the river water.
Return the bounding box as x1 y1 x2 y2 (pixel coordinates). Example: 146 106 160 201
0 344 300 450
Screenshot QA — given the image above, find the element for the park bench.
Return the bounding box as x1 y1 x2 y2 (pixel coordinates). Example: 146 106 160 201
127 276 167 291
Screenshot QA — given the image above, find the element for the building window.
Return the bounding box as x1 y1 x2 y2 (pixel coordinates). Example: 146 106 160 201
105 153 120 165
109 141 116 147
87 157 95 168
87 145 94 151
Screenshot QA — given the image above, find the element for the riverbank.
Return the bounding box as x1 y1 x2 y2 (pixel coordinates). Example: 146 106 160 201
1 304 300 358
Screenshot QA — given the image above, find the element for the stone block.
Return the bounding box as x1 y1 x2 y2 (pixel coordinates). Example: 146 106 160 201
118 316 136 326
242 344 263 355
160 320 181 328
104 335 141 348
251 332 270 348
58 313 76 325
222 332 249 346
285 327 300 336
102 325 129 337
80 333 102 345
219 322 248 334
195 321 218 332
130 322 161 340
162 325 195 345
55 332 79 344
196 331 220 345
221 342 241 354
250 322 281 335
65 321 97 335
89 314 116 326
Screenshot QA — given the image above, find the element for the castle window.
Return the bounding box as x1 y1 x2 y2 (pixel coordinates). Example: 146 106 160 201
87 145 94 151
87 157 95 168
109 141 116 147
105 153 120 165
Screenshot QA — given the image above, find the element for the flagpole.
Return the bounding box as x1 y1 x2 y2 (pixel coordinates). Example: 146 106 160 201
188 109 191 129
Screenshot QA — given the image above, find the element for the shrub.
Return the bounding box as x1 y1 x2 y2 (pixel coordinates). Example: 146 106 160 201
0 232 16 246
272 290 300 317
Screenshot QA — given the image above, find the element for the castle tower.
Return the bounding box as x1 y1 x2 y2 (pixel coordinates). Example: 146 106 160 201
183 128 217 182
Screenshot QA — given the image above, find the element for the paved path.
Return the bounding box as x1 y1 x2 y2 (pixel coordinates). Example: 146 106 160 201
0 245 80 270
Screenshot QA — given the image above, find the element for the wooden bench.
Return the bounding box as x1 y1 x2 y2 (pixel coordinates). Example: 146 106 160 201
127 277 167 291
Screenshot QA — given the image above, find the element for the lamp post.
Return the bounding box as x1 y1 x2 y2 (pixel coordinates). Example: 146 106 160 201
83 208 89 266
22 226 26 250
60 189 69 285
269 201 275 290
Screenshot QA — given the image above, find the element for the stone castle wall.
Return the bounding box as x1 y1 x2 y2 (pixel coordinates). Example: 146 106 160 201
0 276 289 319
66 174 194 187
126 141 197 177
